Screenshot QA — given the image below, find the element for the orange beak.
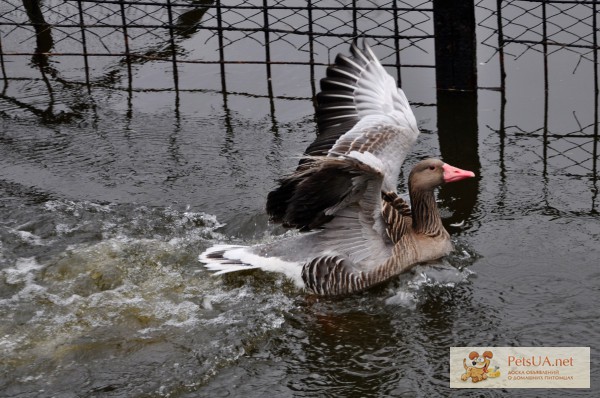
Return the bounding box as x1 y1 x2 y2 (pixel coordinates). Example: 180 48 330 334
442 163 475 183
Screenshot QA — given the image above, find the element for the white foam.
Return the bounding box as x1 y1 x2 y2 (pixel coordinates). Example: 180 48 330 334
2 257 44 285
0 333 22 352
410 263 474 287
384 290 417 309
15 230 45 246
202 297 213 310
43 199 112 213
384 262 474 307
55 223 81 234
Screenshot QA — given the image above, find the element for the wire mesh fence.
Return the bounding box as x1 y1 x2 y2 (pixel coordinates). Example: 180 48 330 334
0 0 598 209
0 0 435 98
479 0 599 195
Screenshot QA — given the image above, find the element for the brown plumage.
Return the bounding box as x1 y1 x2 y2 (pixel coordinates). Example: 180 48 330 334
201 40 474 296
299 158 474 295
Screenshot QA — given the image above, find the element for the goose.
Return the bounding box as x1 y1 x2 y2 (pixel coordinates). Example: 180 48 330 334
199 40 475 295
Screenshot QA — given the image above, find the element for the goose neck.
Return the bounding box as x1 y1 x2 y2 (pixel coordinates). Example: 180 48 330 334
409 186 444 236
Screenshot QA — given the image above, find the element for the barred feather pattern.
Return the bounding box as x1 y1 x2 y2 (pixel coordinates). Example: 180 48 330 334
329 124 397 157
300 185 452 295
381 191 412 243
301 255 367 296
409 189 447 238
300 234 421 296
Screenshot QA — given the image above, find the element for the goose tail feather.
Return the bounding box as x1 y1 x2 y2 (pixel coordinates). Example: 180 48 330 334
199 244 261 275
199 243 304 286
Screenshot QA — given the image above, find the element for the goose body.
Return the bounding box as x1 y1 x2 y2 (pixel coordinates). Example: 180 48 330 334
200 41 475 296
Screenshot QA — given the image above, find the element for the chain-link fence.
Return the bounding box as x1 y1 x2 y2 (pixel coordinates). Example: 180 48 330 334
480 0 599 209
0 0 598 209
0 0 435 98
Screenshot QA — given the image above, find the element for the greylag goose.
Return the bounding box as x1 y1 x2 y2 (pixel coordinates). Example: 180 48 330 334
200 40 475 295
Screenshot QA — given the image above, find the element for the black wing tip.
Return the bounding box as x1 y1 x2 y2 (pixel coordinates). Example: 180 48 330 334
205 250 226 259
266 176 333 231
267 156 375 230
266 178 298 223
314 40 370 138
315 37 379 128
351 36 375 61
321 38 374 92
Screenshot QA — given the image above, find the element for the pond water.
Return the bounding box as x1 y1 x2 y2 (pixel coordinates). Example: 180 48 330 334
1 4 599 398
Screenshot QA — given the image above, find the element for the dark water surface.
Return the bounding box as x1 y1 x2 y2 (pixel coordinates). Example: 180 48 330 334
1 9 600 398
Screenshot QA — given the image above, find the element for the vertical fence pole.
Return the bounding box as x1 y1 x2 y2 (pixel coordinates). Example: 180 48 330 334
542 0 549 178
433 0 479 226
165 0 180 111
0 34 7 86
593 0 599 212
432 0 477 91
392 0 402 87
262 0 277 134
119 1 133 93
215 0 233 135
433 0 479 169
434 0 479 167
352 0 358 37
262 0 273 87
216 0 227 93
307 0 316 100
496 0 506 94
76 0 91 93
119 0 133 118
496 0 507 178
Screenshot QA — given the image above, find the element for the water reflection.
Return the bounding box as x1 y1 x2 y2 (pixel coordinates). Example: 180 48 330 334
22 0 52 60
175 1 215 39
437 90 481 231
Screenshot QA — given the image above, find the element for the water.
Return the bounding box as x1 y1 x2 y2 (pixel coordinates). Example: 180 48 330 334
1 4 600 398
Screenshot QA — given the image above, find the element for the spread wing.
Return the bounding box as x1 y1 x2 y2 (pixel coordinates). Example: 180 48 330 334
300 191 417 295
267 152 385 229
301 39 419 191
267 151 399 268
267 40 419 227
306 39 419 159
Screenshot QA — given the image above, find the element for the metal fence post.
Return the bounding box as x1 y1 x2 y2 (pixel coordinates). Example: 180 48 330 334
433 0 480 224
432 0 477 91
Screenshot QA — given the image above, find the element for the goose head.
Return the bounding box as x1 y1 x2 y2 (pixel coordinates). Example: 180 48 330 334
409 158 475 192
